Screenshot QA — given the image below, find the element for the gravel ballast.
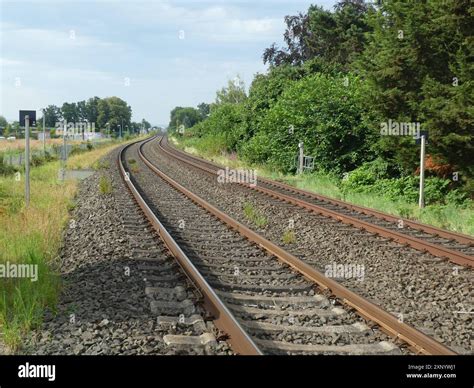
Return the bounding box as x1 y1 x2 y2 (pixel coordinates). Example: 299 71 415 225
20 147 230 355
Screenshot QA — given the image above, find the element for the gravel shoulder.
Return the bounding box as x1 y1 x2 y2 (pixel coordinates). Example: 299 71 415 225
19 146 229 355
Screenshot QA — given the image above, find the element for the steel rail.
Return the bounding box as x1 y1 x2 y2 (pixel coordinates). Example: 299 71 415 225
161 136 473 245
118 139 263 355
140 138 457 356
158 137 474 268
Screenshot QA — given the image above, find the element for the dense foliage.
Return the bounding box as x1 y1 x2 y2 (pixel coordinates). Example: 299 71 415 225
169 0 474 203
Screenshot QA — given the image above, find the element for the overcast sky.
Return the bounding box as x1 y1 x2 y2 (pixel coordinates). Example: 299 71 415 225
1 0 337 126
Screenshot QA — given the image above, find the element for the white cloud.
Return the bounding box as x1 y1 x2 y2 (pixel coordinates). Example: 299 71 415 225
114 1 281 43
0 58 25 67
1 23 121 54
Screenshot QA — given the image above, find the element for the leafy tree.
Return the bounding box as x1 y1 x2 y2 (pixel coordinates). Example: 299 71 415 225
242 73 376 173
244 65 303 139
263 2 372 69
215 77 247 105
197 102 210 119
141 119 151 130
104 97 132 136
97 98 110 130
169 107 202 131
85 97 100 124
40 105 62 127
76 100 87 121
61 102 78 123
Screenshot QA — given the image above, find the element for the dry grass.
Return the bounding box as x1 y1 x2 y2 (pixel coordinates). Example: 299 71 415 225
0 139 127 350
0 139 77 153
66 143 123 170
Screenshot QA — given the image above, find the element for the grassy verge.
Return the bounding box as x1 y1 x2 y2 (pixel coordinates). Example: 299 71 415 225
172 135 474 236
0 139 133 351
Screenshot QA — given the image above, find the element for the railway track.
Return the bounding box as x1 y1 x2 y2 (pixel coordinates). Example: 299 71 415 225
118 137 457 355
158 136 474 268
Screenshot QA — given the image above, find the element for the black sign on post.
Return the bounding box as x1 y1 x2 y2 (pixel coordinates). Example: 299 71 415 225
19 110 36 127
415 130 429 145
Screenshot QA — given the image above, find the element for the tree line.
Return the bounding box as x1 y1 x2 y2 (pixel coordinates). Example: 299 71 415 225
0 96 152 138
169 0 473 199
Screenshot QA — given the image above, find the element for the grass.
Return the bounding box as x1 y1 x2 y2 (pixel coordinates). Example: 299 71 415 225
66 142 118 170
173 135 474 236
98 176 112 195
282 229 296 244
0 139 129 351
243 202 268 228
0 139 68 153
283 173 474 235
127 158 139 173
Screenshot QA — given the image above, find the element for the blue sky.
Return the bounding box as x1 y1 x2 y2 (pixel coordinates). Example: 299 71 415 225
1 0 337 126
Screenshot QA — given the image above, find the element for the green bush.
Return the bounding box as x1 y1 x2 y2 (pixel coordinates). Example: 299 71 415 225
445 189 470 206
340 161 461 206
240 131 273 165
256 73 377 173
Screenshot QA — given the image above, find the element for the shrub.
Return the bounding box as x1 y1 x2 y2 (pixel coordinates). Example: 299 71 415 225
256 73 377 173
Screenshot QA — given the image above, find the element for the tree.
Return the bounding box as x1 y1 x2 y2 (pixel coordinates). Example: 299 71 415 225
0 116 7 130
76 100 87 121
197 103 210 119
359 0 474 179
97 99 110 130
242 73 376 173
263 2 372 69
103 97 132 136
85 97 100 124
40 105 62 128
215 77 247 105
61 102 78 123
169 107 202 131
141 119 151 130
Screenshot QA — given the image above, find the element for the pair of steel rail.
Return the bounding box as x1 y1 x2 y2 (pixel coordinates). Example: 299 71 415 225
118 137 460 355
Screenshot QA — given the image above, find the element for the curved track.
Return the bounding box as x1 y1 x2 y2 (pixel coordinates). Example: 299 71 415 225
117 137 457 355
158 136 474 268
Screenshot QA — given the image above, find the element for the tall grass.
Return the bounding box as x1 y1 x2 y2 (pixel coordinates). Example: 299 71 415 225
0 140 127 351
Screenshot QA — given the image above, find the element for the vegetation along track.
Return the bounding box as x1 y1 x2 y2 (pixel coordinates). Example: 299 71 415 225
159 136 474 268
119 137 457 355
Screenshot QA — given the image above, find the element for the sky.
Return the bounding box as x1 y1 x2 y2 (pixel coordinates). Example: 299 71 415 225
1 0 337 126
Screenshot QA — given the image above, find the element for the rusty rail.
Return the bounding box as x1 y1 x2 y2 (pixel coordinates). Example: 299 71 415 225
140 138 457 356
159 136 474 268
118 139 262 355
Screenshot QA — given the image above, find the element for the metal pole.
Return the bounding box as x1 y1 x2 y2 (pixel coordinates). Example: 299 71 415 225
418 135 426 208
298 142 304 175
42 109 46 155
63 120 67 163
25 115 30 206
